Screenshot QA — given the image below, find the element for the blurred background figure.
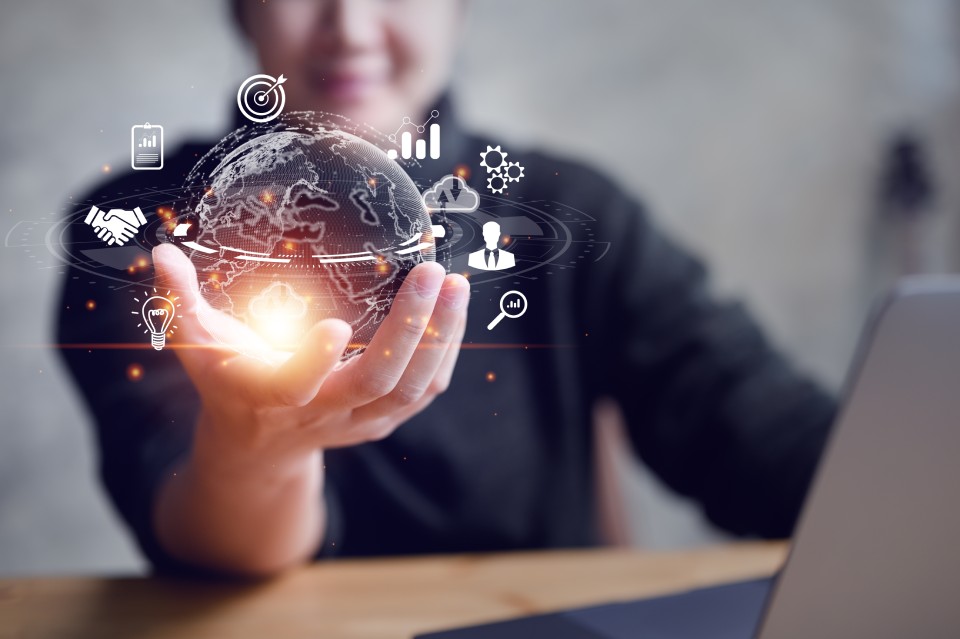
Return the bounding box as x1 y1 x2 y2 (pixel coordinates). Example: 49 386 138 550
1 0 959 575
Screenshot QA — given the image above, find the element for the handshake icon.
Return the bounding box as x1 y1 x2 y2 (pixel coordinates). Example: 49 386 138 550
84 205 148 247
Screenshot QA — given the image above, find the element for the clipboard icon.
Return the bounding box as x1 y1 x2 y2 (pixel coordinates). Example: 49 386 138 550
131 122 163 170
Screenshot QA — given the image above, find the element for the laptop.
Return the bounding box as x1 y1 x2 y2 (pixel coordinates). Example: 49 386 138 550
418 277 960 638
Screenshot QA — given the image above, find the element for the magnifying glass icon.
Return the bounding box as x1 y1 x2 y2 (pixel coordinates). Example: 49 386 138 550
487 290 528 330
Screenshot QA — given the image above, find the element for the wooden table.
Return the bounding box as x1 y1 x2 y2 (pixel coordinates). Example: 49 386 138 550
0 543 786 639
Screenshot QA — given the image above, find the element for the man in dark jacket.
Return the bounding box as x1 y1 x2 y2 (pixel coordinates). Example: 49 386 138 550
58 0 834 577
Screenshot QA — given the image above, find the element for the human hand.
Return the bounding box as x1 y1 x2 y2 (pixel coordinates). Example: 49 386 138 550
84 206 147 246
152 244 469 467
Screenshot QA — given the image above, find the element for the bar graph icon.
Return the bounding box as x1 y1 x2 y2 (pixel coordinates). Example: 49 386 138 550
386 110 440 161
505 297 523 310
131 122 163 170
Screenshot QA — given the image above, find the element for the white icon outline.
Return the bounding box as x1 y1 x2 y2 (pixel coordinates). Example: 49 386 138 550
237 73 287 123
487 290 527 331
133 288 181 351
481 145 525 193
468 221 515 271
84 206 148 247
422 174 480 212
131 123 163 171
386 110 440 160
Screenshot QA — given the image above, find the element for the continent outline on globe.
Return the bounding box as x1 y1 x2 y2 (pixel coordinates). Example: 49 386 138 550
174 112 437 361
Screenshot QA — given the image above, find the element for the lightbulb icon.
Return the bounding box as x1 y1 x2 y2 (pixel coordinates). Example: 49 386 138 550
133 289 180 351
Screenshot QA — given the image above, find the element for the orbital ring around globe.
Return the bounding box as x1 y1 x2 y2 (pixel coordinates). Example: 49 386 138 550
25 112 606 360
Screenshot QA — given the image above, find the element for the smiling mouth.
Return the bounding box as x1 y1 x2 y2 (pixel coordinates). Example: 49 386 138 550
309 70 387 103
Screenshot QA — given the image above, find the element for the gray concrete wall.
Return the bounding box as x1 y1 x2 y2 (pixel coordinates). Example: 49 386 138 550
1 0 958 575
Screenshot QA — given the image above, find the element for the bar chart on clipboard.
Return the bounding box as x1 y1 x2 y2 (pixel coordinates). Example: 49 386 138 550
131 122 163 170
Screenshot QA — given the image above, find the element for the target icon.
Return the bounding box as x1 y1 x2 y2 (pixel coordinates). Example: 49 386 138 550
237 73 287 123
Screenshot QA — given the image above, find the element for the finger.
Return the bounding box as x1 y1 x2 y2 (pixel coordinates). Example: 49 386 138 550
321 262 447 407
351 274 469 421
358 314 469 444
152 244 265 349
428 311 467 396
152 245 269 381
152 245 351 407
265 319 353 407
387 312 468 425
151 244 209 346
345 317 467 444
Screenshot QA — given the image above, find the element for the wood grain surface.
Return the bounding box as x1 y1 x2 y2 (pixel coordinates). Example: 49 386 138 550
0 543 787 639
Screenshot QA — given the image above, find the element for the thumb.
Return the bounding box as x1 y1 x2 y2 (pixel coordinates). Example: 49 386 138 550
152 243 208 345
152 244 280 368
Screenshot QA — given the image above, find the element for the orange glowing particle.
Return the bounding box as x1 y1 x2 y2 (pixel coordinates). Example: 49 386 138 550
85 300 96 311
502 235 511 245
127 266 135 274
486 371 496 382
368 178 377 187
260 190 275 204
127 364 143 382
102 164 111 173
136 258 148 268
454 164 471 179
384 349 392 357
284 241 295 251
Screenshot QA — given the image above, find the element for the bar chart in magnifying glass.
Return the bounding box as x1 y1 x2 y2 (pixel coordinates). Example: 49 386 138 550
386 110 440 161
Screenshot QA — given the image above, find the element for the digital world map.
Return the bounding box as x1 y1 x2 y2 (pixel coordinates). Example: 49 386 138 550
177 114 436 359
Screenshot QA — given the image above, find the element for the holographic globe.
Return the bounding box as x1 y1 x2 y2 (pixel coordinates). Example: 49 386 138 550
174 114 435 360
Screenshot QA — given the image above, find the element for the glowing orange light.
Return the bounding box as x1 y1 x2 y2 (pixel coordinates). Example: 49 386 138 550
455 164 471 179
260 190 275 204
127 363 143 381
368 178 377 187
137 258 148 268
85 300 96 311
502 235 511 245
486 371 496 382
102 165 111 173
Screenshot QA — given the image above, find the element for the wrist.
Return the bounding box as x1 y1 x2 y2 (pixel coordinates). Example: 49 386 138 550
190 410 323 487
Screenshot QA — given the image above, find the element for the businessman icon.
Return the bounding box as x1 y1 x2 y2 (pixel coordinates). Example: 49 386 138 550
84 205 148 247
468 221 515 271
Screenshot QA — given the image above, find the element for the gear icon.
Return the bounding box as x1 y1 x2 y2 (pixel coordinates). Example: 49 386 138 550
480 145 508 174
487 173 507 194
503 161 525 182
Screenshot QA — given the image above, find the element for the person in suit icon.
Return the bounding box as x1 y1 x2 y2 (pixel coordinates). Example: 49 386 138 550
468 221 515 271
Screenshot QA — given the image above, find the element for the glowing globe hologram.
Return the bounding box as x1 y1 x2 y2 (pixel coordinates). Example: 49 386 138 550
176 113 436 361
